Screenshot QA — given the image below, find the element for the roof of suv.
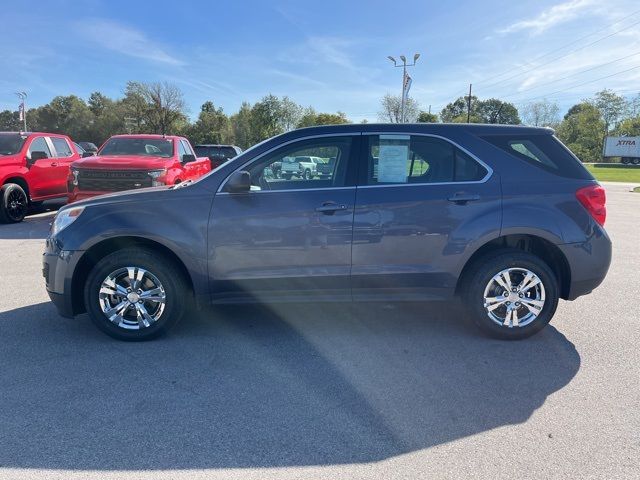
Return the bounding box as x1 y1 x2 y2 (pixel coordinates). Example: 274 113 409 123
289 123 554 136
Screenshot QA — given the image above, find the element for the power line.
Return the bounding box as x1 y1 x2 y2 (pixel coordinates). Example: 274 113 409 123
474 8 640 86
500 51 640 99
477 17 640 92
511 64 640 105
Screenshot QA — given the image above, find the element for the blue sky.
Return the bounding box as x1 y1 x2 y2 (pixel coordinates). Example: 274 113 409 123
1 0 639 121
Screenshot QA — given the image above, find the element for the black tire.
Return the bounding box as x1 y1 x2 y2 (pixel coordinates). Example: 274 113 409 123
303 169 312 180
461 249 559 340
632 158 640 165
621 158 631 165
84 248 189 341
0 183 28 223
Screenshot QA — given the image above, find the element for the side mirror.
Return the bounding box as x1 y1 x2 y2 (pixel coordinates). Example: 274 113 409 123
225 170 251 193
28 151 48 166
82 151 93 158
182 154 196 163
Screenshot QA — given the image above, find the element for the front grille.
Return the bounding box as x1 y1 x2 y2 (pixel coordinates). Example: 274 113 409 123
77 169 152 192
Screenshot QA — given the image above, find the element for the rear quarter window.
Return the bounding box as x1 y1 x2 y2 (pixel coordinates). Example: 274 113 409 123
481 134 593 180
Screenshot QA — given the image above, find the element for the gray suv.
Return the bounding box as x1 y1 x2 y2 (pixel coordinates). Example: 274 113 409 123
43 124 611 341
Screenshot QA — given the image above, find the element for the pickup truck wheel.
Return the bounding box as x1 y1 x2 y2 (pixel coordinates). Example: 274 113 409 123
0 183 28 223
303 169 312 180
462 250 559 340
84 248 188 341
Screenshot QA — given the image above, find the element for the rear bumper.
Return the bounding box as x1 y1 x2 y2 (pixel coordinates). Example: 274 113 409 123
559 226 612 300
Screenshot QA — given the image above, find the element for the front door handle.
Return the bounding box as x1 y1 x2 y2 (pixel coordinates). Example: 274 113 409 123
447 193 480 204
50 162 59 167
315 202 347 214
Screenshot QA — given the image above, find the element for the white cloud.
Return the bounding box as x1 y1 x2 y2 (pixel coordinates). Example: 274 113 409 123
76 19 184 65
499 0 596 35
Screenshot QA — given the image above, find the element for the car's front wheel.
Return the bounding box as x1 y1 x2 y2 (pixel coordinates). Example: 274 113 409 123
84 248 188 341
462 250 559 339
0 183 28 223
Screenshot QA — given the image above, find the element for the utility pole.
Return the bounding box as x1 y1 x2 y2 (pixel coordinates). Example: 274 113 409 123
388 53 420 123
15 92 27 131
466 84 472 123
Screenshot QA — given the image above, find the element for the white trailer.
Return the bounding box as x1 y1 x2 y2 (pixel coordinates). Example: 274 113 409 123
604 137 640 164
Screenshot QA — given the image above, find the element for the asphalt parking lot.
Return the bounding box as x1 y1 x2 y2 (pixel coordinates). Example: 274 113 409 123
0 183 638 480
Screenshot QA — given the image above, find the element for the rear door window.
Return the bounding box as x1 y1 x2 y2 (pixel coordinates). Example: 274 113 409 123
481 134 593 179
51 137 73 157
365 134 488 185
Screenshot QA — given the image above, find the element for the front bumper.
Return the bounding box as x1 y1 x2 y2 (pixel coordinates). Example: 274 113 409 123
67 190 109 203
43 238 84 318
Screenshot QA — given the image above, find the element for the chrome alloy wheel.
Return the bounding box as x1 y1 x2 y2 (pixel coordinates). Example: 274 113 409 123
482 267 546 328
98 267 166 330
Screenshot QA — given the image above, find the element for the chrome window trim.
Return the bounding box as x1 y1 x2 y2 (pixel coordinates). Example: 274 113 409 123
217 133 358 193
216 186 356 196
362 131 493 185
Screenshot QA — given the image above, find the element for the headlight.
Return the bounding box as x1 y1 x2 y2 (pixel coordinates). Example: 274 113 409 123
52 207 84 236
71 168 79 186
148 169 167 187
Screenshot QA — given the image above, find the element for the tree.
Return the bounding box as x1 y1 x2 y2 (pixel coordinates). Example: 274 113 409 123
188 101 232 144
521 100 560 127
556 103 605 162
278 96 304 131
378 94 420 123
141 82 187 135
440 96 476 123
250 94 285 143
417 111 438 123
593 89 627 134
0 110 21 130
615 117 640 137
230 102 254 149
297 108 349 127
30 95 94 140
475 98 520 125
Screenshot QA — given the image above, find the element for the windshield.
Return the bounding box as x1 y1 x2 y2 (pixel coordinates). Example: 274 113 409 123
99 137 174 157
0 134 26 156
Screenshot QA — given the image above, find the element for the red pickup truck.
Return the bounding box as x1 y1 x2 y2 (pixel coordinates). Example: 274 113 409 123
0 131 82 223
68 134 211 203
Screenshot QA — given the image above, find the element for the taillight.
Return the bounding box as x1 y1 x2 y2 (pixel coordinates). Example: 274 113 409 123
576 185 606 226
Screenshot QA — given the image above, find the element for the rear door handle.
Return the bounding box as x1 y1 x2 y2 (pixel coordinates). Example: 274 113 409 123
315 202 348 214
447 193 480 204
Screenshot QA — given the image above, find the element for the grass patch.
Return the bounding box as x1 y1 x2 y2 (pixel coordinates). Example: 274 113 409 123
585 164 640 183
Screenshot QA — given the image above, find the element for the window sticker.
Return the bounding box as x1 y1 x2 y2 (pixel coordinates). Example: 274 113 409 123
378 135 410 183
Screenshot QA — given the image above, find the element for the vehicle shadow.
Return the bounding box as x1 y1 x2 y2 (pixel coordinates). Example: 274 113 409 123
0 301 580 471
0 200 63 239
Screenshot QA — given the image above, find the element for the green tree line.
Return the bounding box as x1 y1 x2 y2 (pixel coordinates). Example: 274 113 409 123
0 81 349 150
1 80 638 162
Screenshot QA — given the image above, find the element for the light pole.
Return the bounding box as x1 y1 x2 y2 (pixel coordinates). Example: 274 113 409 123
387 53 420 123
15 91 27 131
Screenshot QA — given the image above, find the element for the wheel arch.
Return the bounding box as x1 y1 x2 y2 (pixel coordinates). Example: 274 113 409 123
456 234 572 300
2 176 30 199
71 236 195 315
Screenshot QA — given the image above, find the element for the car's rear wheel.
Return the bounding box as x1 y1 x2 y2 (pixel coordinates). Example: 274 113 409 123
0 183 28 223
84 248 188 341
303 169 311 180
462 250 559 339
